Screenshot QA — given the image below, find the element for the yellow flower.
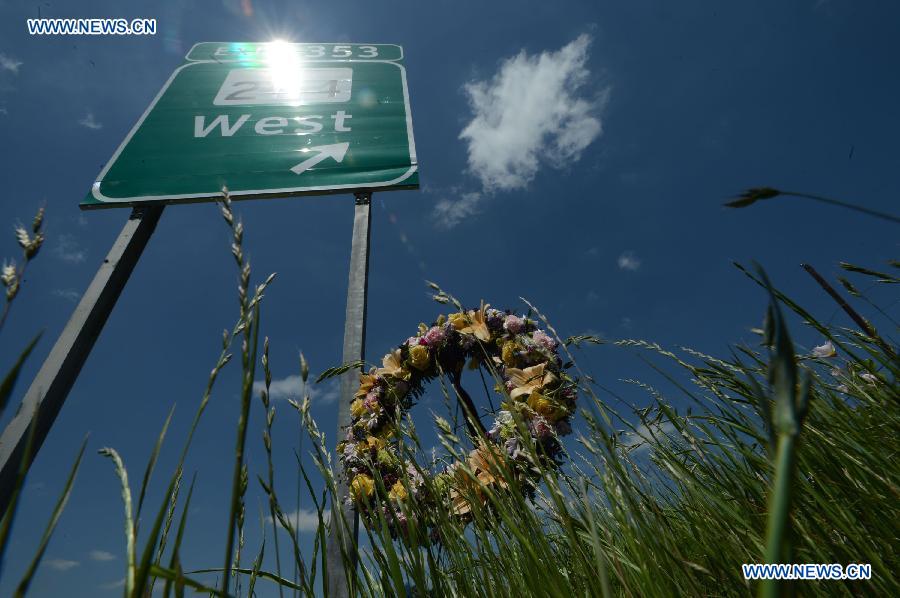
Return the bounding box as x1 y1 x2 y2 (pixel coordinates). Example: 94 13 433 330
350 474 375 501
527 392 566 421
506 362 557 401
448 462 477 516
409 344 431 371
501 341 517 366
350 399 367 418
355 371 377 399
447 443 508 516
388 480 408 501
469 442 509 489
366 435 386 450
459 302 491 342
448 312 467 330
376 349 411 381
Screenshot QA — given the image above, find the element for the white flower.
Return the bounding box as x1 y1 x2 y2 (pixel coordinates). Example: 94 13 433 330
812 341 837 359
859 372 878 385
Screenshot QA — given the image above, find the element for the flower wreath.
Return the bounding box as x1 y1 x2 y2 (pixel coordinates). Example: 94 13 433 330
337 303 579 539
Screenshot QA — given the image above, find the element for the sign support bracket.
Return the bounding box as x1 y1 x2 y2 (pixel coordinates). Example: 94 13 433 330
326 191 372 598
0 205 164 514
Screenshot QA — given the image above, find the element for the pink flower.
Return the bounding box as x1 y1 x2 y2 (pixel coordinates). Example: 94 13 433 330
423 326 446 346
530 416 553 440
504 315 525 334
364 395 379 411
532 330 557 350
406 336 420 347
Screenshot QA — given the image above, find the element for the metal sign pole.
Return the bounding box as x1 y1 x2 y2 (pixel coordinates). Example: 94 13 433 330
0 205 163 514
326 192 372 598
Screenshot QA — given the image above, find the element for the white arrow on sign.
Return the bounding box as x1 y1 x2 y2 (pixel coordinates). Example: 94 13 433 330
290 142 350 175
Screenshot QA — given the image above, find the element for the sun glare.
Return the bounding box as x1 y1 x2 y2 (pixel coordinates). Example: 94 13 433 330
263 39 304 105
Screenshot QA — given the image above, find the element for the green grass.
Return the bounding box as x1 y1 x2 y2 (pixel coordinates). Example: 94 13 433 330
1 196 897 597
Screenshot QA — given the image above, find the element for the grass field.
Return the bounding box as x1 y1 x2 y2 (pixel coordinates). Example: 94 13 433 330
1 196 897 597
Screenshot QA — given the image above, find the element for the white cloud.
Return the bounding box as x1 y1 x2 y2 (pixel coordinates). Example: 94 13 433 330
268 507 330 533
433 34 605 229
620 421 677 455
309 380 340 403
100 577 125 590
253 375 339 403
459 34 603 192
0 53 23 74
52 288 81 303
45 558 79 571
432 191 482 229
89 549 116 562
53 234 87 263
79 112 103 130
617 251 641 271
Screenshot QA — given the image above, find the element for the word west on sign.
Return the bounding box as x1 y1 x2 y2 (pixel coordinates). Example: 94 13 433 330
82 41 418 208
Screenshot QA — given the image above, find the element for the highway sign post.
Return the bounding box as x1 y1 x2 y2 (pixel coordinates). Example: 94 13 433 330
1 42 417 596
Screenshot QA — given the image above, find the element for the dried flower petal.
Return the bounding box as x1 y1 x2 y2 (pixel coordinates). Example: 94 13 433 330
812 341 837 359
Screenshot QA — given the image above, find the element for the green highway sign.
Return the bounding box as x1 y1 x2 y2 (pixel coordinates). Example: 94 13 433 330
82 42 418 208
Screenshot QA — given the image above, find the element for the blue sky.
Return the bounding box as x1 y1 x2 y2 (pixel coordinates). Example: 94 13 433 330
1 0 898 595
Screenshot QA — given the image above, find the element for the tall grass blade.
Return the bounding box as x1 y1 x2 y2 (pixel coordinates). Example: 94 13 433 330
755 265 810 598
149 564 231 596
222 301 261 595
189 567 303 591
0 404 41 576
0 332 41 416
135 405 175 528
162 473 196 598
98 447 136 596
13 436 87 597
247 540 265 597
